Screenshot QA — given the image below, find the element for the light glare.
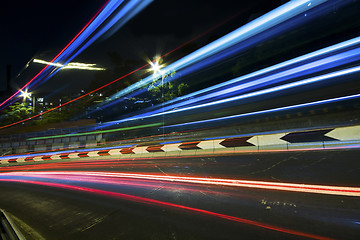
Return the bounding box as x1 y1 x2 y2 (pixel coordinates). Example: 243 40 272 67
19 89 32 101
149 57 164 76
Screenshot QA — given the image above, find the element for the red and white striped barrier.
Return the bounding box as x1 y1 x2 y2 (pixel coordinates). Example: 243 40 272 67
1 125 360 164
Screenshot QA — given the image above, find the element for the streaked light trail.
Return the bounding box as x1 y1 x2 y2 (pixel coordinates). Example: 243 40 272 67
0 0 110 110
105 0 327 103
124 45 360 121
159 65 360 116
0 177 333 240
99 63 360 128
0 0 350 133
0 0 152 110
0 63 150 130
154 43 360 115
26 122 161 141
162 93 360 129
33 59 106 70
6 171 359 197
163 35 360 109
0 0 244 130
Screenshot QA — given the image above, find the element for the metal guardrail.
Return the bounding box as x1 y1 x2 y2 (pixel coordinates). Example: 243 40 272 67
0 210 25 240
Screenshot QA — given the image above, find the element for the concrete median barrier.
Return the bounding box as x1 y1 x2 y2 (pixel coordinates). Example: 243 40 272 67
1 125 360 164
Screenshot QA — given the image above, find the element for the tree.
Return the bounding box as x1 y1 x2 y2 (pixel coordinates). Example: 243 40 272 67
0 102 32 125
34 108 67 125
148 71 189 103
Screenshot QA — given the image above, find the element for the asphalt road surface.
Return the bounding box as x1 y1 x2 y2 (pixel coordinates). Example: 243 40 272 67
0 149 359 240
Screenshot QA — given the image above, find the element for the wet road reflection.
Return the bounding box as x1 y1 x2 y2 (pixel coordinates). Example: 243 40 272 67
0 150 359 239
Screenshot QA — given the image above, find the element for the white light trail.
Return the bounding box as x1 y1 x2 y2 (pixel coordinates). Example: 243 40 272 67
33 59 106 71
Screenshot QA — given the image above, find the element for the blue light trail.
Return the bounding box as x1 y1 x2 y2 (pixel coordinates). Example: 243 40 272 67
162 36 360 108
156 65 360 115
162 93 360 129
104 0 327 104
96 36 360 129
0 0 153 111
29 0 153 94
131 44 360 118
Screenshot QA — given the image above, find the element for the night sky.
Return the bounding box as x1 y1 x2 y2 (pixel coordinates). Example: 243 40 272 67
0 0 282 94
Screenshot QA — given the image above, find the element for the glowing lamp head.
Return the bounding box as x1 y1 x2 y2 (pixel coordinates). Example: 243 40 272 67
149 57 163 76
20 89 32 101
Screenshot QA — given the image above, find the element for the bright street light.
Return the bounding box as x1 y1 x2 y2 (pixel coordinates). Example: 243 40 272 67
20 89 32 101
149 57 164 76
19 89 36 112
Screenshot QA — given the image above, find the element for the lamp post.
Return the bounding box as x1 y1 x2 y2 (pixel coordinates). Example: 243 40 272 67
150 57 164 135
20 89 35 113
32 94 35 113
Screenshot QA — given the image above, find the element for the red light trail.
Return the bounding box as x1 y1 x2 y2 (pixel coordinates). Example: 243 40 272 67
3 171 360 197
0 177 334 240
0 0 110 110
0 63 149 130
